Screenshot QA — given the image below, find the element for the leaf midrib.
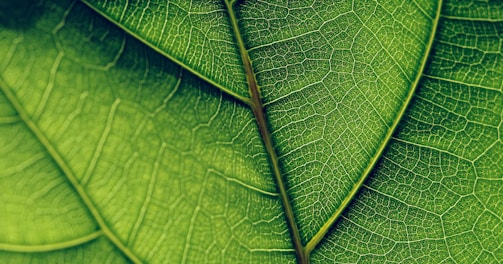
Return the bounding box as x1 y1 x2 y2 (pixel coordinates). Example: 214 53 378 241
223 1 307 263
221 0 444 261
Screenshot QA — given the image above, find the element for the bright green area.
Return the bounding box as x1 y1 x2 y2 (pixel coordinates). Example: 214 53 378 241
238 0 439 243
0 0 501 263
0 237 127 263
0 1 291 262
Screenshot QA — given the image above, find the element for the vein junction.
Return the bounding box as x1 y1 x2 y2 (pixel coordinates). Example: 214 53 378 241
223 1 308 263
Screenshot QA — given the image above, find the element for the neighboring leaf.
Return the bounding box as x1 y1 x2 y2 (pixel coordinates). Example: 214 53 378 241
0 0 501 264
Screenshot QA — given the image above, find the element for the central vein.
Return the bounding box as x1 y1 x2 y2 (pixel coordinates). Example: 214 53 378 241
223 1 308 263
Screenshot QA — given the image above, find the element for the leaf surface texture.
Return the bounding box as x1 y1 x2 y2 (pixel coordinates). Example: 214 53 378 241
0 0 501 263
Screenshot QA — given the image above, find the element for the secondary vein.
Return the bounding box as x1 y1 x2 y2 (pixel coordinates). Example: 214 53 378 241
80 0 252 106
0 231 102 253
304 0 444 255
0 78 143 264
223 1 308 263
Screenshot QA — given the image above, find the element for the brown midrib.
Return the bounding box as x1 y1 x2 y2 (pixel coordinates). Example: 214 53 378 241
223 0 308 263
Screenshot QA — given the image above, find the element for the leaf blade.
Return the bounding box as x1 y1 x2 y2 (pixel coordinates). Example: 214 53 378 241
311 1 503 262
237 0 441 244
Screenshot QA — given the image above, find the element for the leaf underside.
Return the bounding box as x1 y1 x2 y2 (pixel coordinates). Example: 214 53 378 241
0 0 501 263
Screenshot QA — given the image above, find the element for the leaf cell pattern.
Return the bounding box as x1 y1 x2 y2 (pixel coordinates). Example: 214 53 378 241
0 0 501 263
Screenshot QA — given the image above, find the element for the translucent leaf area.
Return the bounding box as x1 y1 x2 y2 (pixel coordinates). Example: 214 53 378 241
0 0 501 263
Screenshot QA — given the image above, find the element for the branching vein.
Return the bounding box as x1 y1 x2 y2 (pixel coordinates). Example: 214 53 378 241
223 1 308 263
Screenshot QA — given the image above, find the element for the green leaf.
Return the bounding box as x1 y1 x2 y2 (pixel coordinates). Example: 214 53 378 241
0 0 501 263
